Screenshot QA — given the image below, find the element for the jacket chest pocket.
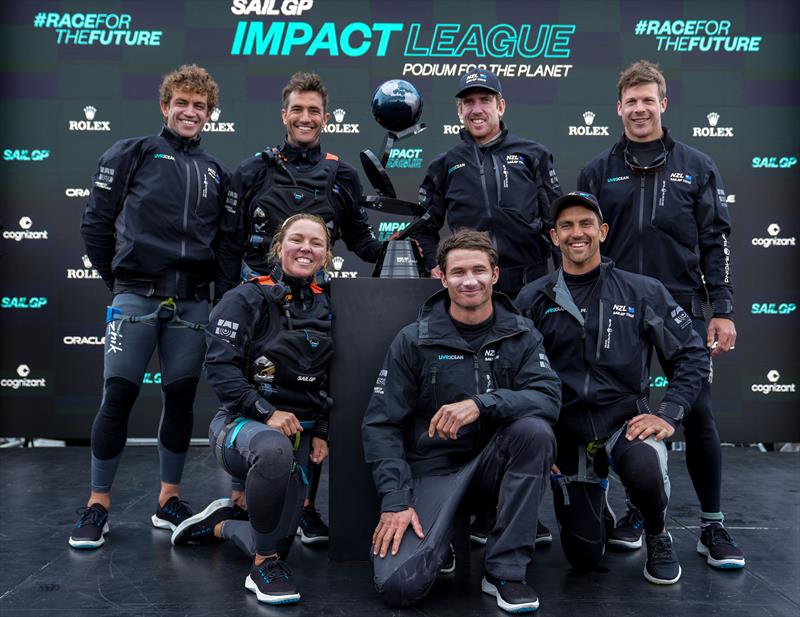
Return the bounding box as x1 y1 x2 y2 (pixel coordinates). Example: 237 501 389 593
595 301 642 385
650 176 698 247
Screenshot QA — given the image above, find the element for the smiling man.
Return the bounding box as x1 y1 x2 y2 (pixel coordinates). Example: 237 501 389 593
219 72 382 297
516 191 709 585
72 65 236 549
577 60 744 569
412 68 562 298
363 229 560 613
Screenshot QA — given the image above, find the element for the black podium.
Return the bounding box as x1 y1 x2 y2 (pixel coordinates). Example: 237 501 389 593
328 277 442 562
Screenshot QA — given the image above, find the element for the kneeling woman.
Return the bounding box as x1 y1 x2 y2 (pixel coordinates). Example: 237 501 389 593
172 213 333 605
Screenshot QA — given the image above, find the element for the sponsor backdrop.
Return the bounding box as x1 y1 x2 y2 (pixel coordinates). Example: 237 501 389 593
1 0 798 440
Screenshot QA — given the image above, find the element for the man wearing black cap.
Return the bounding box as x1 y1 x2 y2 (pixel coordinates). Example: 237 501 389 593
515 192 709 584
413 68 562 298
577 60 744 570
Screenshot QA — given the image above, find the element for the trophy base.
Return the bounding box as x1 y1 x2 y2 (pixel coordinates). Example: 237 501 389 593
373 240 426 278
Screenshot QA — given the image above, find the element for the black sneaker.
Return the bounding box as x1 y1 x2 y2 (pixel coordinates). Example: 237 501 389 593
439 544 456 574
481 574 539 613
171 498 233 545
697 523 745 569
69 503 109 549
296 506 329 545
245 557 301 604
469 514 490 545
608 508 645 550
151 496 193 531
536 521 553 546
644 532 682 584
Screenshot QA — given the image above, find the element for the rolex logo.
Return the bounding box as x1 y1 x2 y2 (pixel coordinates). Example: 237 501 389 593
323 108 359 134
332 255 344 271
82 254 93 268
569 111 608 136
693 112 733 137
69 105 110 131
203 107 235 133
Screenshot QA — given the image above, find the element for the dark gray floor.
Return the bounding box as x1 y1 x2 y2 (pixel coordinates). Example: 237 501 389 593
0 447 797 617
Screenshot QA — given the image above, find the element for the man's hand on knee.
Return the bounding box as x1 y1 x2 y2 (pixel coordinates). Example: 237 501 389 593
626 414 675 442
428 400 480 440
372 508 424 558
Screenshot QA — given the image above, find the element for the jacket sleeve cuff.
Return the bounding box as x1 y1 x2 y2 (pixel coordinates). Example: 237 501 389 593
250 398 275 423
381 488 413 513
656 401 685 427
473 393 496 412
710 298 734 317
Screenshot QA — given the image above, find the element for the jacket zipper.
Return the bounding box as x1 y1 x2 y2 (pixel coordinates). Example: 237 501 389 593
177 156 191 291
637 175 646 274
650 170 660 224
491 154 502 204
430 365 439 410
474 144 493 228
192 159 202 214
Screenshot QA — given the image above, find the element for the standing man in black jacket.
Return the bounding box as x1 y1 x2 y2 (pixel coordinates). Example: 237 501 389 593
413 68 562 298
219 72 382 545
517 192 710 584
218 71 382 298
577 60 744 569
363 229 560 613
71 65 238 549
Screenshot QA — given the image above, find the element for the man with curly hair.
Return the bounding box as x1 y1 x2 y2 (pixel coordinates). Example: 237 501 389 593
70 64 239 549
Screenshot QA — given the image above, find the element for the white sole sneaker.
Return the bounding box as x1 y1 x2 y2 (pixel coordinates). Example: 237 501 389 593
151 514 176 531
608 535 643 550
481 577 539 613
69 523 110 549
296 526 328 545
171 498 232 545
245 574 301 604
696 540 746 568
643 564 682 585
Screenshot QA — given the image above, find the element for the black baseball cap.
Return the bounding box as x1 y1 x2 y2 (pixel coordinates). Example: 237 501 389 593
550 191 604 222
455 68 502 98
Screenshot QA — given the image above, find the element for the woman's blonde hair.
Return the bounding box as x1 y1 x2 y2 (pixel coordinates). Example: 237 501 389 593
269 213 333 271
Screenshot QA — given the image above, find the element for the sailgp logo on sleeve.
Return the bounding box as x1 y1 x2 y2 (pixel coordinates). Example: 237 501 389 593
215 319 239 341
670 306 691 328
612 304 636 318
374 368 387 395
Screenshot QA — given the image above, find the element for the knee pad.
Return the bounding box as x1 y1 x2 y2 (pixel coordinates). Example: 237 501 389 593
552 477 607 572
92 377 140 460
159 377 198 453
250 431 294 481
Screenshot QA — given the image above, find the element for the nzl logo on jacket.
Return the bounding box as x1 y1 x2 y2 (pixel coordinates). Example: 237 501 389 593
215 319 239 342
669 172 694 185
612 304 636 318
505 154 525 166
484 349 498 362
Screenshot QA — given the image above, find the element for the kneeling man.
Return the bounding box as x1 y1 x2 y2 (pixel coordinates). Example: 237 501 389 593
516 192 709 584
362 229 561 612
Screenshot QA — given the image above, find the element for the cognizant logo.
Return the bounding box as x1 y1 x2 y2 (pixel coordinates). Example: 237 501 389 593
1 364 47 390
751 224 796 248
751 370 796 395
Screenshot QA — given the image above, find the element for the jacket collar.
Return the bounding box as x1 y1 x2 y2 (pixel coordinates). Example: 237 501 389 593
611 126 675 156
542 258 616 324
458 121 509 148
278 139 323 165
416 287 529 347
160 125 201 151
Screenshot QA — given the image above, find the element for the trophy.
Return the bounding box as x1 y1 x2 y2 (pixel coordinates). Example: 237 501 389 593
360 79 429 278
